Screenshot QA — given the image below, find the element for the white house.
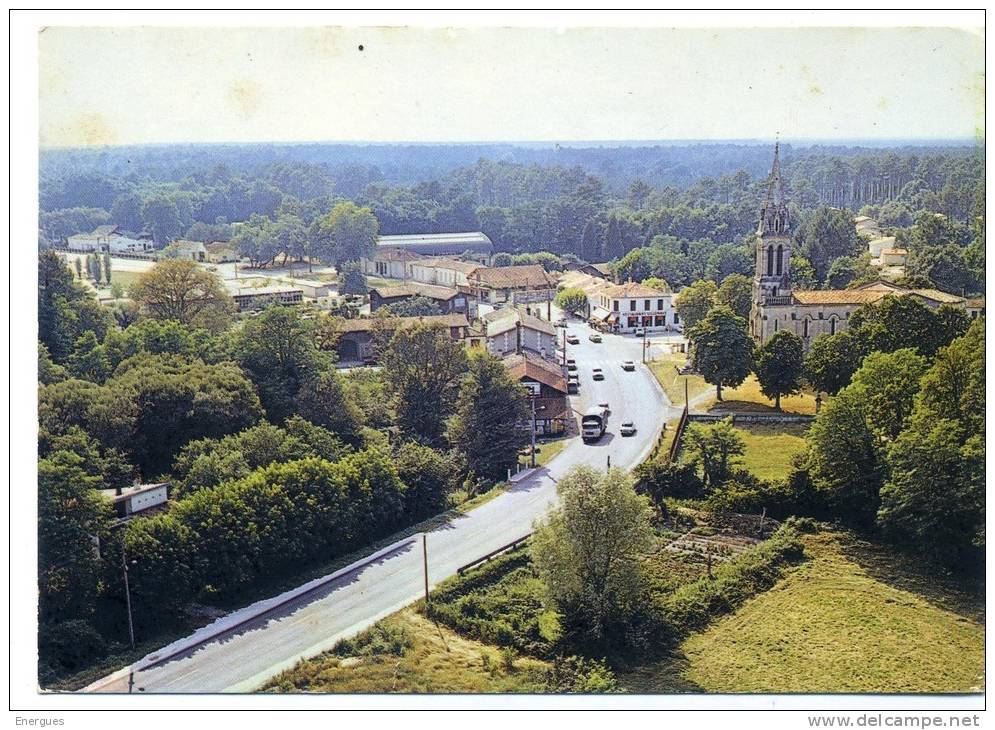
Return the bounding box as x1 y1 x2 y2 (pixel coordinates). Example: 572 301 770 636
590 282 677 334
67 225 155 255
408 258 482 288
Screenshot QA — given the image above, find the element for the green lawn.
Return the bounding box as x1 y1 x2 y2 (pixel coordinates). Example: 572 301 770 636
110 270 141 291
679 530 986 693
701 376 819 415
648 352 710 407
735 423 809 482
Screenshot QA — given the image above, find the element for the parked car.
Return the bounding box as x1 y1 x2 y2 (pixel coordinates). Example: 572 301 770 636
620 421 637 436
598 401 610 412
566 359 577 371
566 334 580 344
592 368 604 381
555 317 568 328
621 360 635 371
588 333 602 343
567 380 579 394
634 327 646 337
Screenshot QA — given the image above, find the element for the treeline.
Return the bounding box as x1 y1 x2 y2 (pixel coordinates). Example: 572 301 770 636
39 143 982 270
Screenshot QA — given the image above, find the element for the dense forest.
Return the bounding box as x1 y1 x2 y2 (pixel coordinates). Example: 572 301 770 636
39 141 984 294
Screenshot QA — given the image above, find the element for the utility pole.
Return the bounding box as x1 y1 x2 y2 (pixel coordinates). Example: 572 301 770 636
530 395 537 468
121 544 135 650
422 534 430 604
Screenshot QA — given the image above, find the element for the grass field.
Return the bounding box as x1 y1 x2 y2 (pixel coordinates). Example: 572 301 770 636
109 269 141 291
701 376 819 415
261 609 549 693
648 352 711 407
678 530 986 693
735 422 809 482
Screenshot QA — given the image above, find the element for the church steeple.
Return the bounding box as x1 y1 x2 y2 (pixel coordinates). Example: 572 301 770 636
752 142 792 311
758 141 790 236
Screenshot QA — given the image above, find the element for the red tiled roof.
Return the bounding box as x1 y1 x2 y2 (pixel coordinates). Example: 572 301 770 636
470 265 555 289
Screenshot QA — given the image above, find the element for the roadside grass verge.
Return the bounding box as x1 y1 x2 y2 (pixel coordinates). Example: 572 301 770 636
648 353 710 406
530 436 571 468
734 423 809 482
261 608 549 693
679 529 986 693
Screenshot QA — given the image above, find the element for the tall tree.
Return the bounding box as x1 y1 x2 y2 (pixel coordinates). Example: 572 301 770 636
797 207 862 283
579 220 600 262
674 279 718 331
877 322 984 564
531 465 655 647
682 417 745 488
753 330 804 410
716 273 752 319
38 451 112 624
129 259 234 332
236 306 331 422
446 351 530 481
141 194 184 245
311 201 379 265
380 322 469 445
687 305 753 401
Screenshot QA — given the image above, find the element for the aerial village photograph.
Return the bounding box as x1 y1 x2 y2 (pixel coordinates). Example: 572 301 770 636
9 8 987 726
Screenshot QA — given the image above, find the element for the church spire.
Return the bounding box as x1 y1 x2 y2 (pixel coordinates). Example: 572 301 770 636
758 141 789 235
765 141 786 207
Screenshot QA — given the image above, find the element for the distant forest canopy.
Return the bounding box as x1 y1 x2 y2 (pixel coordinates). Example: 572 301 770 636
38 141 984 292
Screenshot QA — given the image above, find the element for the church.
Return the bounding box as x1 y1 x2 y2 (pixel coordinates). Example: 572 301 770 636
749 145 982 349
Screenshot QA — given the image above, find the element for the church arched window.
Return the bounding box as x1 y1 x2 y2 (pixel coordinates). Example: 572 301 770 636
775 244 784 275
830 317 838 335
766 245 774 276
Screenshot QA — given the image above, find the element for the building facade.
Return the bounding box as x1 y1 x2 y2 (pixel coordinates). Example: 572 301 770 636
749 144 981 350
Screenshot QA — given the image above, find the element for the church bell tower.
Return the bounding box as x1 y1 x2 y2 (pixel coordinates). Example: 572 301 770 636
751 142 792 338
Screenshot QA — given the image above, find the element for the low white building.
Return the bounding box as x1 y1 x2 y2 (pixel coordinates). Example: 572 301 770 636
67 225 155 255
408 258 482 288
100 483 170 520
590 282 677 334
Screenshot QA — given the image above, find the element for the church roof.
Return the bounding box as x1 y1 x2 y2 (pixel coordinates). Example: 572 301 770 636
792 290 889 306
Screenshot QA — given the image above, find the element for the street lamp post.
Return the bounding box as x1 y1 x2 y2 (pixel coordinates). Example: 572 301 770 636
121 544 136 651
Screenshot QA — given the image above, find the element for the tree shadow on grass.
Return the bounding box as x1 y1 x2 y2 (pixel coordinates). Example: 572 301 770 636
614 649 705 694
835 532 985 623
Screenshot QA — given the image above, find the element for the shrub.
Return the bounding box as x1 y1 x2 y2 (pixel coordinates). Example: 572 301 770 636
333 622 412 659
39 620 109 672
633 460 704 506
533 656 622 693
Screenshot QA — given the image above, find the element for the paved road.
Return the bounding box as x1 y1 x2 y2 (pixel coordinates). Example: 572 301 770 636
88 318 675 693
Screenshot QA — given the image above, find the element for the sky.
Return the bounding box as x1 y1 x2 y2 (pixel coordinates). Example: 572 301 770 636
38 24 985 147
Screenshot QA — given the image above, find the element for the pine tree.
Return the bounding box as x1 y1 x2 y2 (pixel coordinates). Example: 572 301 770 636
102 253 112 285
580 220 600 263
602 216 625 262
